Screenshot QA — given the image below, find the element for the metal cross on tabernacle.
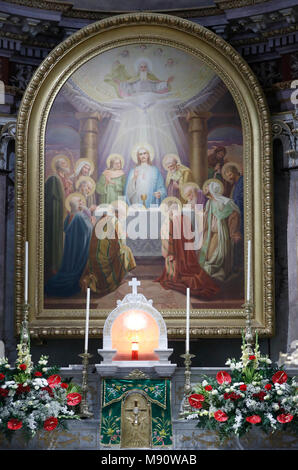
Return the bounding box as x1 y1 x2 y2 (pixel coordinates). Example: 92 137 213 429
129 277 141 295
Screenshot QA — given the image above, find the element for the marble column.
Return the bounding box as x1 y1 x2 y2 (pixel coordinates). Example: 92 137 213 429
75 112 101 173
187 110 211 189
287 169 298 349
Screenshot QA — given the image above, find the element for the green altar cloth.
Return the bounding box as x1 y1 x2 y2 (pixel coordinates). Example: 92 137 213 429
100 378 173 448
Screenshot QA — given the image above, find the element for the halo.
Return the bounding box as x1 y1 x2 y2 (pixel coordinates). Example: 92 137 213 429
131 143 155 163
75 176 96 195
74 158 94 175
221 161 242 181
162 153 181 170
106 153 125 169
51 154 71 173
181 181 200 199
65 192 86 212
110 199 128 215
202 178 224 196
160 196 182 215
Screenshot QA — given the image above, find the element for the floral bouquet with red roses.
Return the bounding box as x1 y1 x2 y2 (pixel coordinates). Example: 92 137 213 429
186 334 298 441
0 352 82 441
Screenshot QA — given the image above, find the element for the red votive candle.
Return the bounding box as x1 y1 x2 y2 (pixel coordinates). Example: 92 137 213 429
131 342 139 360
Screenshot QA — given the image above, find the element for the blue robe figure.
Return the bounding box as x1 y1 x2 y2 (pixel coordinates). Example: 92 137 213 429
45 210 93 297
231 175 244 235
231 174 244 271
125 162 167 208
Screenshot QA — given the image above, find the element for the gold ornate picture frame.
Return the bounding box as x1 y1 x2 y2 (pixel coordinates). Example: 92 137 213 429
15 13 274 340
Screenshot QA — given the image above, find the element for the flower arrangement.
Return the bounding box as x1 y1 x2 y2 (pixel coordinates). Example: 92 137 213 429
186 334 298 441
0 348 82 441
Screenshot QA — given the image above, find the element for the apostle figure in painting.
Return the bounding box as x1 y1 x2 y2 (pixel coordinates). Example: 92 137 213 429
222 162 244 272
72 158 94 183
50 154 74 197
125 145 167 208
75 175 96 208
222 162 244 234
45 194 94 297
155 197 220 299
181 182 206 251
80 202 136 297
44 156 66 282
162 153 194 202
208 146 226 180
181 182 207 209
96 154 126 204
44 154 75 282
199 179 242 282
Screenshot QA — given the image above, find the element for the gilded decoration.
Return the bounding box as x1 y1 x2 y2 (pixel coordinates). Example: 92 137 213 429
15 13 273 339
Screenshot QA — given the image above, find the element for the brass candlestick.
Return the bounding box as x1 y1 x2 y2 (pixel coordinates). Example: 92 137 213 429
78 352 93 419
242 301 254 355
20 303 30 348
179 352 195 419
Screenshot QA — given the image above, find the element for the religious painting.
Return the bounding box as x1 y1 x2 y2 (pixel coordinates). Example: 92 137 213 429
43 43 244 312
15 14 274 339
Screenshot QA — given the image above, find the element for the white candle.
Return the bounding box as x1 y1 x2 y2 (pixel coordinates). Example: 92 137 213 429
247 240 251 302
84 288 90 353
186 288 190 353
24 241 28 304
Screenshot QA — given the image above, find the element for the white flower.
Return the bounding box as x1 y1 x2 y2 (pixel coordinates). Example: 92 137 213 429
202 380 208 387
211 390 218 395
225 359 231 366
42 367 48 372
272 403 279 411
277 390 283 396
266 358 272 364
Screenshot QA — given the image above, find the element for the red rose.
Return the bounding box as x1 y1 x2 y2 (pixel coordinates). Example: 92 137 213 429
16 384 30 395
7 418 23 430
265 384 272 391
224 392 241 401
272 371 288 384
0 387 9 397
41 386 54 397
43 417 58 431
239 384 247 391
216 371 232 385
0 373 5 381
253 391 266 401
277 414 294 424
34 371 42 377
246 415 262 424
47 374 61 388
188 394 204 409
19 364 27 371
60 382 69 389
205 385 213 391
66 392 82 406
249 355 256 360
214 410 228 422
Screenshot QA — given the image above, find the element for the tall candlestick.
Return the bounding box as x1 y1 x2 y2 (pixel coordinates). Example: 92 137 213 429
186 288 190 352
24 241 28 304
247 240 251 302
84 288 90 353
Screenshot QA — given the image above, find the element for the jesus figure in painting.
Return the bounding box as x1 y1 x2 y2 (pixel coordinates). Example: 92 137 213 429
125 146 167 208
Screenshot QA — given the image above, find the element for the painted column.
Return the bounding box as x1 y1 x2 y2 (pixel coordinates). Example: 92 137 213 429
75 112 101 173
187 110 211 188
